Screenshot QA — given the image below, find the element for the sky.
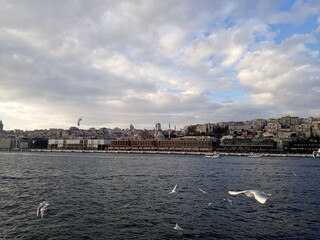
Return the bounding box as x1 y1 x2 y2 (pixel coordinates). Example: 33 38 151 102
0 0 320 130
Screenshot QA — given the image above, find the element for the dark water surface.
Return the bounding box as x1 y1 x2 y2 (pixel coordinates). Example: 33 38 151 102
1 152 319 239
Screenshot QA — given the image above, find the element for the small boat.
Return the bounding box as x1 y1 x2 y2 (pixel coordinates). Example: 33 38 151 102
248 152 263 158
205 152 221 158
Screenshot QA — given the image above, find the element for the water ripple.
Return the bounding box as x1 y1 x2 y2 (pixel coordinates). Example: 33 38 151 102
1 153 319 239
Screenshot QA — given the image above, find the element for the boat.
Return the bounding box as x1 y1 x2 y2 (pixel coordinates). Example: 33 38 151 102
205 152 221 158
312 148 320 158
248 152 263 158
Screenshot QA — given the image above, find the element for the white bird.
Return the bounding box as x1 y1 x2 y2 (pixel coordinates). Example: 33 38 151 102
77 117 83 127
223 198 233 205
228 190 269 204
168 184 177 194
37 201 49 218
174 223 183 231
199 188 207 194
208 202 212 207
123 203 131 208
291 171 297 176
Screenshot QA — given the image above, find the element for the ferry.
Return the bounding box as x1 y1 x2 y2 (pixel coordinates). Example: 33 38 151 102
248 152 263 158
205 152 221 158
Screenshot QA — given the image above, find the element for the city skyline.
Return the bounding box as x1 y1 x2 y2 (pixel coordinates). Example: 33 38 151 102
1 1 320 130
1 115 319 132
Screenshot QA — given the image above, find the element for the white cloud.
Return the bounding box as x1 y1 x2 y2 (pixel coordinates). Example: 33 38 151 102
236 33 320 115
0 1 319 130
269 0 320 24
317 16 320 32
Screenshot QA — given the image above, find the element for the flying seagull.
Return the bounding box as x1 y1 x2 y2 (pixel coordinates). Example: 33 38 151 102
223 198 233 206
228 190 269 204
123 203 131 208
168 184 177 194
37 201 49 218
174 223 183 231
77 117 83 127
199 188 207 194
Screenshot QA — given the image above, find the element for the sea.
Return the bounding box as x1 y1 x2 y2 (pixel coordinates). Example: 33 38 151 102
1 151 319 240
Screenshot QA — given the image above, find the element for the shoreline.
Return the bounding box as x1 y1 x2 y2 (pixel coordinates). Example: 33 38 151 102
20 149 316 158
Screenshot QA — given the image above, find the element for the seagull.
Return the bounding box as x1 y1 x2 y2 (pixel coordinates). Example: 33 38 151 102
77 117 83 127
168 184 177 194
228 190 269 204
37 201 49 218
123 203 131 208
208 202 212 207
174 223 183 231
223 198 233 205
199 188 207 194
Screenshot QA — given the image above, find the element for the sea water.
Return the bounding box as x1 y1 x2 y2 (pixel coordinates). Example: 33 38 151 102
1 152 319 239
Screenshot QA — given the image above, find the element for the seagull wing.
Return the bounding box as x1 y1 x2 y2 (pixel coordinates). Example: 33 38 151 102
169 184 177 194
40 208 45 218
37 205 41 217
250 190 268 204
228 190 246 195
174 223 183 230
173 184 177 191
37 202 45 217
37 201 49 218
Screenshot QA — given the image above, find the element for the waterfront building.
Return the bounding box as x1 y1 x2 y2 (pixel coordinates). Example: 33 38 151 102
48 139 64 149
87 139 111 150
218 137 277 153
286 140 320 153
0 138 11 150
108 137 216 152
47 139 109 150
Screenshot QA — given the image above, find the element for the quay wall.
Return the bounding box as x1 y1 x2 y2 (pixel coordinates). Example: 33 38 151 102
26 149 317 158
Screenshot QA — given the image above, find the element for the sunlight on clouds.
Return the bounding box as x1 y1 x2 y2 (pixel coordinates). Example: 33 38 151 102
221 45 244 67
251 93 274 106
12 54 34 64
157 27 186 57
0 1 320 129
0 102 71 129
91 51 139 79
237 32 318 93
105 99 127 108
178 20 268 71
4 28 51 51
237 48 295 91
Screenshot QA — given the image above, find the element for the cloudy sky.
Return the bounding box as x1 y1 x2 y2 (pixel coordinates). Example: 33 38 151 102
0 0 320 130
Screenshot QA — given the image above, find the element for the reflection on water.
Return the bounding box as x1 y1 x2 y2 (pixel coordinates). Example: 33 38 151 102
1 152 319 239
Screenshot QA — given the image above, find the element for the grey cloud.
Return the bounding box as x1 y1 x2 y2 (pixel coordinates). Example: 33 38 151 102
0 1 319 130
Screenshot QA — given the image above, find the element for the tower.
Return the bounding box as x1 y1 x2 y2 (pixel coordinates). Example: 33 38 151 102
0 120 3 137
154 123 164 139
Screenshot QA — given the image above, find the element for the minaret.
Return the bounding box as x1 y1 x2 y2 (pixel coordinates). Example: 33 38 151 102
0 120 3 136
169 122 171 139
